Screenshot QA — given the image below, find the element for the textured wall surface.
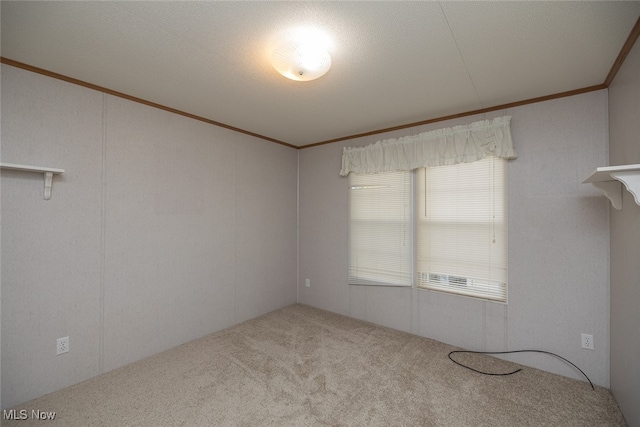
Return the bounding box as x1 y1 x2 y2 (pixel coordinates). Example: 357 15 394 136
1 65 297 408
299 90 611 387
608 36 640 426
1 64 105 410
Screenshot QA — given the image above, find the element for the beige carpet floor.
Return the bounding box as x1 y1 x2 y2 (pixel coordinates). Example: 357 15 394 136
3 304 625 426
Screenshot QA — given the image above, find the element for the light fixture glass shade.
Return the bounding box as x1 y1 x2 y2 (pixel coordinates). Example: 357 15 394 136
270 30 332 82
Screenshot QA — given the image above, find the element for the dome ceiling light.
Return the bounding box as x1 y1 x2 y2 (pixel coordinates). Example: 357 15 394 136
269 27 332 82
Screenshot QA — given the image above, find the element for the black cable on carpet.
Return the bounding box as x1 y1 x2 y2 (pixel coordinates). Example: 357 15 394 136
447 349 594 390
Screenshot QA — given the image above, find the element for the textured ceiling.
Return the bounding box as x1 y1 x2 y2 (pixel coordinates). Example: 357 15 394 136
2 1 640 147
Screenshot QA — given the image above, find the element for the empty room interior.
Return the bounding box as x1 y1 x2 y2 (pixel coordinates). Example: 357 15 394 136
1 2 640 426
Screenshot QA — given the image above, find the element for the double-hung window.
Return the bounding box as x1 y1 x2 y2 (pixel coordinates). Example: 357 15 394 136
416 156 507 301
348 156 507 302
348 171 413 287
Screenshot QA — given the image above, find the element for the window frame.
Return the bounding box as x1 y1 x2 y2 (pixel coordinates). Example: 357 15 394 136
347 157 508 303
347 170 414 287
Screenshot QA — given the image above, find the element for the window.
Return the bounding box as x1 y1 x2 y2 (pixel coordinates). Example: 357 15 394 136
348 156 507 302
348 171 412 287
416 157 507 301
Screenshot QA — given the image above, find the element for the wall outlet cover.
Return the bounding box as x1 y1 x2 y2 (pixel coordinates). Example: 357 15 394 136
57 336 69 355
581 333 594 350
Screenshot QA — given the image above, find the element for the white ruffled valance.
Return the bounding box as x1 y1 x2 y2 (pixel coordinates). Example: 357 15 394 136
340 116 517 176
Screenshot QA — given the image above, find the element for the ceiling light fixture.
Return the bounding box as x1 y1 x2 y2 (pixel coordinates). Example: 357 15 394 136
270 27 332 82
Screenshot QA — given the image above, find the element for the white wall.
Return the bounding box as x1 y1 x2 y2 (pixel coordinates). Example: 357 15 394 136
299 90 611 387
0 64 298 408
608 36 640 426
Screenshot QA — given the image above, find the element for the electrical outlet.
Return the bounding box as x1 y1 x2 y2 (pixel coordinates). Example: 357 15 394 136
581 333 594 350
57 336 69 355
305 279 311 288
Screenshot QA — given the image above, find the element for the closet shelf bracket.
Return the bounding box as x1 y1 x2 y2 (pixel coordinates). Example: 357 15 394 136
582 164 640 210
1 162 65 200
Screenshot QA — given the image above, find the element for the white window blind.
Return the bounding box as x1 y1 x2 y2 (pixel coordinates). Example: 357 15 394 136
348 171 412 287
416 156 507 302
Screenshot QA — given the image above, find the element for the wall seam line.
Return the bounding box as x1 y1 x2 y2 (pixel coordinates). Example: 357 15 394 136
296 150 299 304
99 93 107 374
234 140 238 324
